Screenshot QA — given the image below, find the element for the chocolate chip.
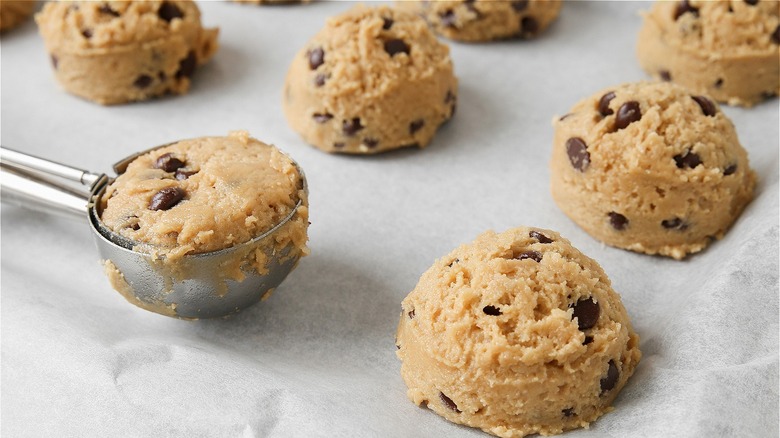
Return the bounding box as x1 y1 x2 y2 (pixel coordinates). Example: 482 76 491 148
81 29 93 38
158 71 167 81
661 217 688 231
342 118 364 136
134 75 153 89
384 39 410 56
130 223 140 231
659 70 671 81
308 47 325 70
512 0 529 11
154 153 186 172
175 51 197 79
50 54 58 69
674 150 702 169
447 258 460 267
408 309 415 319
313 113 333 123
99 4 120 17
571 297 599 330
762 91 777 99
608 212 628 230
562 408 575 417
314 73 327 87
517 251 542 262
483 305 502 316
333 142 345 149
409 119 425 135
615 101 641 130
598 91 616 116
445 90 456 104
692 95 717 116
149 186 185 211
673 0 699 20
773 25 780 44
600 360 620 394
529 230 553 243
439 392 460 413
583 336 594 345
714 78 723 88
744 0 759 5
566 137 590 172
158 1 183 22
519 16 538 37
363 138 379 149
440 10 456 27
382 17 394 30
724 164 738 175
175 169 197 180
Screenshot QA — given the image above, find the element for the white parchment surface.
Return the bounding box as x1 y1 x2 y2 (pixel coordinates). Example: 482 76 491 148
1 1 778 437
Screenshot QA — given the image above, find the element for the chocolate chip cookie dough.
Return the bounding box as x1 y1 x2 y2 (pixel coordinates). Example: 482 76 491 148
396 227 641 438
637 0 780 107
283 5 457 154
36 0 218 105
550 82 756 259
0 0 36 32
398 0 562 42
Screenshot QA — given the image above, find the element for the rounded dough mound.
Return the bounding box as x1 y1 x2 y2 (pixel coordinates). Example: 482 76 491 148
637 0 780 107
0 0 36 32
36 0 218 105
398 0 562 42
100 131 308 261
396 227 641 438
282 5 458 154
550 81 756 259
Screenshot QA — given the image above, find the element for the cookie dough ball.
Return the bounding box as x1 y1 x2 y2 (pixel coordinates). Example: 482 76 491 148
396 227 641 438
0 0 36 32
637 0 780 107
36 1 219 105
550 82 756 259
100 131 309 262
283 5 457 154
398 0 562 42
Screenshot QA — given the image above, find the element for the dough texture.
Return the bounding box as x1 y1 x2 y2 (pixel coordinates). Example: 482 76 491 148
398 0 562 42
100 131 309 263
550 81 756 259
637 0 780 107
36 0 218 105
0 0 36 32
396 227 641 438
283 5 457 154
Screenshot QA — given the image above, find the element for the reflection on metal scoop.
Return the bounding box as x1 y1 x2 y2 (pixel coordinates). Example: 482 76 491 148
0 144 307 320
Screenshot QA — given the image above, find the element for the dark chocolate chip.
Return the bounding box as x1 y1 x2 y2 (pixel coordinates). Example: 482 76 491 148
154 153 186 172
512 0 529 11
342 118 364 136
408 309 415 319
600 360 620 394
583 336 594 345
723 164 738 176
762 91 778 99
483 305 502 316
520 16 538 37
314 73 327 87
50 54 58 69
313 113 333 123
714 78 723 88
440 10 457 28
517 251 542 262
382 17 394 30
396 343 401 350
673 0 699 20
692 95 717 116
134 74 153 89
175 51 197 79
529 230 553 243
384 39 410 56
615 101 642 130
158 71 167 81
333 142 345 149
659 70 671 81
149 186 185 211
308 47 325 70
409 119 425 135
363 138 379 149
81 29 93 38
674 150 702 169
439 392 461 413
130 223 141 231
99 4 120 17
562 408 575 417
598 91 616 116
608 212 628 230
745 0 759 5
445 90 456 104
773 25 780 44
571 297 600 330
175 169 197 180
447 258 460 267
566 137 590 172
661 217 688 231
158 1 183 22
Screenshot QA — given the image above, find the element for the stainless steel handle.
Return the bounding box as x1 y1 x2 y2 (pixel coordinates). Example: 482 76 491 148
1 146 102 187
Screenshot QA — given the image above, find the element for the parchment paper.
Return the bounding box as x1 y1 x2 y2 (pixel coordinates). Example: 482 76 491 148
2 1 778 437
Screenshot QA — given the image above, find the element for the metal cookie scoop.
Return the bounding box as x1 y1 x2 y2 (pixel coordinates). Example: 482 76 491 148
0 144 307 320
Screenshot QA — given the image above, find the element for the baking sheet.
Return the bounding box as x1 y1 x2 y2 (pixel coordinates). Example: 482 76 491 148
1 1 778 437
